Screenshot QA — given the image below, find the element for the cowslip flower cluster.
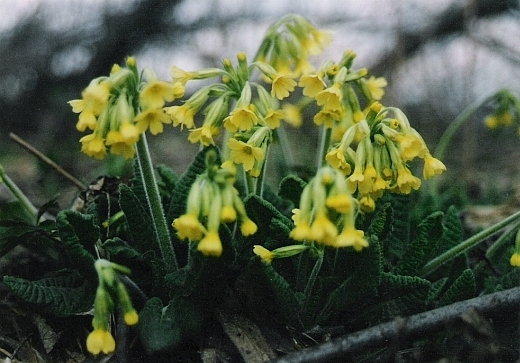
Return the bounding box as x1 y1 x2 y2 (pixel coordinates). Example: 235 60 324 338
482 89 520 133
290 166 368 251
172 149 258 257
69 57 185 159
86 259 138 355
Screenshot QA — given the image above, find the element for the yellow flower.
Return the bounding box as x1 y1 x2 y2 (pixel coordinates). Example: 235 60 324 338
510 252 520 267
220 205 237 223
298 73 326 97
363 76 387 101
326 148 351 175
105 130 136 159
313 108 342 128
359 195 375 213
135 108 171 135
170 65 193 85
316 82 342 111
240 218 258 236
263 109 285 129
188 124 219 146
270 73 297 100
164 104 195 130
334 228 368 251
223 104 258 132
173 214 205 241
81 80 110 116
395 133 426 162
290 222 312 241
395 166 421 194
80 133 106 160
326 193 352 214
123 310 139 326
484 115 498 129
422 154 446 179
281 103 302 127
310 213 338 246
139 80 184 109
75 110 98 132
253 245 273 263
197 231 223 257
228 138 264 172
86 329 116 355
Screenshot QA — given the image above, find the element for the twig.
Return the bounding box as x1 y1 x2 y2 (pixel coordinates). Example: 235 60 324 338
270 286 520 363
9 132 87 190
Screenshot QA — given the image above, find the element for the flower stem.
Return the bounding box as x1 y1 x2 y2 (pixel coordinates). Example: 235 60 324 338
134 134 178 272
300 249 324 325
420 209 520 277
0 164 38 222
317 126 332 169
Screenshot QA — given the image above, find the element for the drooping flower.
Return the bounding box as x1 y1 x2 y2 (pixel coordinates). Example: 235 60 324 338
270 73 297 100
86 329 116 355
298 73 326 97
227 138 264 172
80 133 106 160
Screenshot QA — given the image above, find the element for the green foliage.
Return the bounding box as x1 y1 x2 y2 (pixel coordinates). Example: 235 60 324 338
377 272 431 318
3 269 94 316
278 174 307 207
437 269 476 306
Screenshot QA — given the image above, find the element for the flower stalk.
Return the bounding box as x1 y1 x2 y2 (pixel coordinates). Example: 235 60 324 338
0 164 38 222
135 134 178 272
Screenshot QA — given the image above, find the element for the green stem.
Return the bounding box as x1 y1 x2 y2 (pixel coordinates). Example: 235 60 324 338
256 144 270 198
274 125 294 171
300 250 324 325
420 209 520 277
0 164 38 222
317 126 332 169
135 134 178 272
486 218 520 260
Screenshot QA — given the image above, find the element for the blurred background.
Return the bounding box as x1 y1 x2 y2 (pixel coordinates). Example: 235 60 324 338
1 0 519 209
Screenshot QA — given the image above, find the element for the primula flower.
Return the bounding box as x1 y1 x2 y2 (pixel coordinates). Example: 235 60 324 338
310 212 338 246
395 132 426 162
75 110 98 132
166 104 197 130
241 218 258 236
80 133 106 160
510 252 520 267
86 329 116 355
124 310 139 326
135 108 171 135
188 124 219 146
263 109 285 129
270 73 297 100
253 245 273 263
197 231 223 257
105 131 136 159
170 65 194 85
172 214 205 241
223 104 259 132
325 193 352 214
313 108 342 128
363 76 387 101
325 148 351 175
316 82 342 111
395 166 421 194
422 153 446 179
298 73 326 97
281 103 302 127
139 80 184 109
228 138 264 172
334 228 368 251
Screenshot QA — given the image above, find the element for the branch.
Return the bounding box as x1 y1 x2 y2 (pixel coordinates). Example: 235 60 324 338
270 287 520 363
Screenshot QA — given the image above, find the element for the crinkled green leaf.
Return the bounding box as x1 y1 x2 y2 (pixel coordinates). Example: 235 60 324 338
118 184 157 254
55 210 97 276
378 272 431 318
396 211 444 276
438 269 476 307
367 202 392 239
438 205 463 254
138 296 202 354
3 269 94 316
318 235 382 324
426 277 448 305
100 237 141 259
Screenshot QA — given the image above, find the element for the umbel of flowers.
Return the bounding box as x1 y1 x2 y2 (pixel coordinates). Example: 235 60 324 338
172 149 258 257
86 260 138 355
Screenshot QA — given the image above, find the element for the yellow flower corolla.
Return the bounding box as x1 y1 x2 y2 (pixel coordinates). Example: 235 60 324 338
135 108 171 135
123 310 139 326
197 231 223 257
253 245 274 263
172 214 206 241
310 212 338 246
263 109 285 129
325 148 351 175
281 103 302 127
80 133 106 160
395 133 426 162
164 104 195 130
315 82 342 111
105 130 137 159
510 252 520 267
170 65 194 85
298 73 326 97
422 153 447 179
363 76 387 101
227 138 264 172
325 193 352 214
395 166 421 194
140 80 184 109
313 108 342 128
223 104 259 132
270 73 297 100
220 205 237 223
240 218 258 236
334 228 368 251
86 329 116 355
188 124 219 146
